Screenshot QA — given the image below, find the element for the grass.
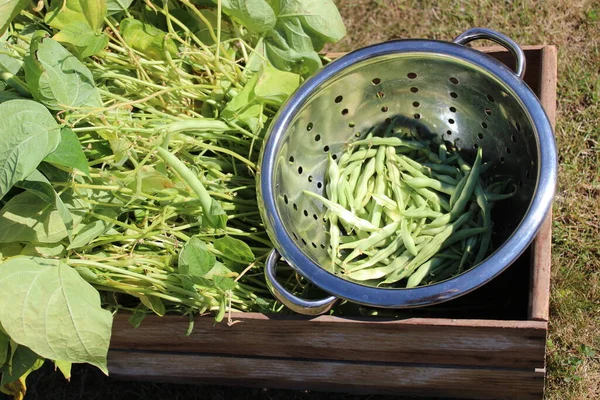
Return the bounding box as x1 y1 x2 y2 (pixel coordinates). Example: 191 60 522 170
8 1 600 399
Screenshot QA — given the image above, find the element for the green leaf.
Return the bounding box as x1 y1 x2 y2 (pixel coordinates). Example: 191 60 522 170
213 236 255 263
15 169 74 239
0 242 23 258
119 18 178 61
221 72 263 132
106 0 134 16
0 35 23 90
45 0 85 30
0 329 9 367
0 257 113 374
204 261 234 280
276 0 346 46
53 21 110 59
0 190 68 244
213 275 236 291
178 236 216 277
24 35 102 110
44 127 90 175
21 243 66 257
139 295 166 317
54 360 72 380
254 64 300 106
124 166 174 194
67 219 113 250
0 344 38 386
264 26 322 76
0 0 29 36
220 0 276 33
80 0 107 32
127 307 147 329
0 99 62 200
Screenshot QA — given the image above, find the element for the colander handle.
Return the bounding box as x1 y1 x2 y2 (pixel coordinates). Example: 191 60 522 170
453 28 526 79
265 249 338 315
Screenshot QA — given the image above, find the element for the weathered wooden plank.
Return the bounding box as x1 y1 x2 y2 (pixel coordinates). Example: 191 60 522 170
529 211 553 322
108 350 545 400
111 314 547 369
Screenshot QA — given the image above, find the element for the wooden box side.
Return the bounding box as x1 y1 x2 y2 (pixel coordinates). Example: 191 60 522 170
109 350 546 400
110 314 547 369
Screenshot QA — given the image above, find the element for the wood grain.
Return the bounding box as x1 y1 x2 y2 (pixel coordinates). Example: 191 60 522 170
108 350 545 400
111 314 547 369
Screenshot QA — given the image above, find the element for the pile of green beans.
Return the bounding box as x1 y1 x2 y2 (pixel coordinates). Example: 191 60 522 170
305 124 515 288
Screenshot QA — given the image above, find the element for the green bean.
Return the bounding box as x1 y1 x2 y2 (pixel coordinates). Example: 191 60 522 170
372 193 398 211
404 176 456 196
457 236 477 273
449 174 468 209
381 208 475 285
354 157 377 209
431 172 459 185
349 136 427 151
411 186 449 212
346 248 413 281
409 189 429 209
343 235 405 271
370 174 386 226
406 257 446 288
385 147 406 211
401 217 418 256
423 162 460 176
403 208 444 219
304 191 378 232
396 155 427 178
438 143 448 161
342 148 379 165
327 155 341 265
339 221 400 251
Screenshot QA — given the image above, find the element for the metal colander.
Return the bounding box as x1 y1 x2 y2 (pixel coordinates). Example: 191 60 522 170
257 28 557 315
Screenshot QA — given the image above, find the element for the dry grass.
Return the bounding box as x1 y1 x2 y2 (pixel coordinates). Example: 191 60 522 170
329 1 600 398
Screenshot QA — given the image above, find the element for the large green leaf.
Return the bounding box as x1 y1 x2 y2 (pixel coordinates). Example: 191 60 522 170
54 360 72 380
0 191 68 243
178 236 216 278
0 0 29 36
45 0 85 30
119 18 178 61
23 35 103 110
213 236 255 263
0 99 61 200
254 64 300 106
44 127 90 175
275 0 346 47
80 0 107 32
0 257 113 374
53 21 110 59
16 169 74 239
220 0 276 33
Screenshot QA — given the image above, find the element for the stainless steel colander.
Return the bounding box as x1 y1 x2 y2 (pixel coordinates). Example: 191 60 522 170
257 28 557 315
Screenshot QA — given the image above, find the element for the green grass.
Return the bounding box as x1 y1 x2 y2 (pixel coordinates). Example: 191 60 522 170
14 1 600 399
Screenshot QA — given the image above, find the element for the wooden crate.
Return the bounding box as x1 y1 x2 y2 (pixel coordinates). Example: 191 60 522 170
108 45 557 400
